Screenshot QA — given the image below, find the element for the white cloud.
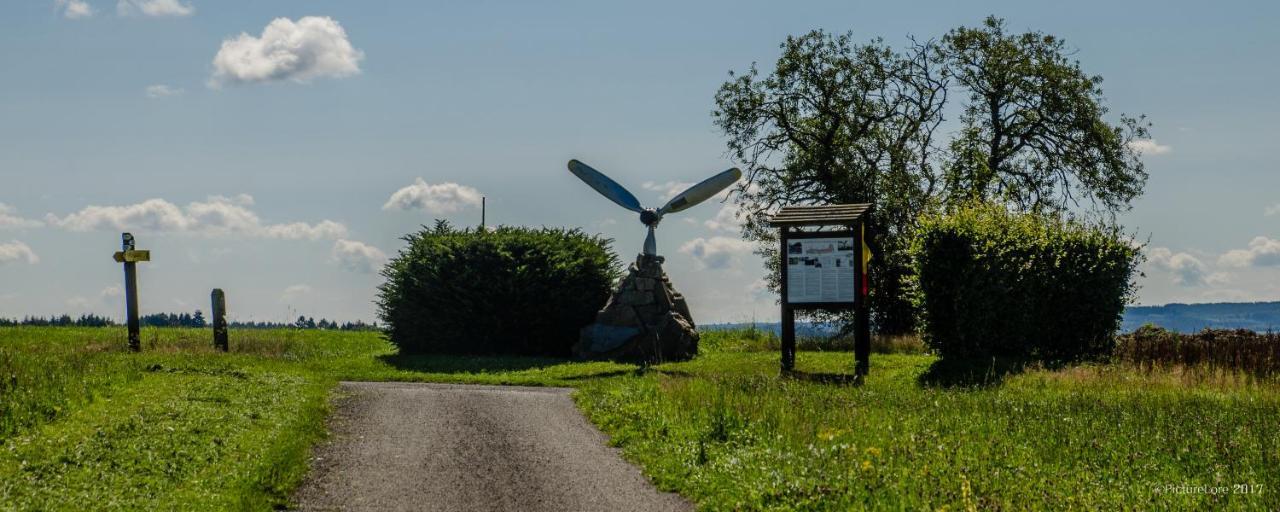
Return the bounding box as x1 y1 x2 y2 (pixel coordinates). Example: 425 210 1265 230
1265 204 1280 217
279 284 312 303
145 84 184 98
331 239 387 273
55 0 94 19
0 204 42 230
641 181 695 201
383 179 483 214
0 240 40 265
100 285 123 299
704 202 743 232
45 195 346 240
1128 139 1171 156
1218 236 1280 268
65 296 91 309
117 0 192 17
679 236 754 270
209 16 363 87
1146 247 1225 287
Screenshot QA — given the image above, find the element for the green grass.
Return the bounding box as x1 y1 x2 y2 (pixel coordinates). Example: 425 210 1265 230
2 326 1278 510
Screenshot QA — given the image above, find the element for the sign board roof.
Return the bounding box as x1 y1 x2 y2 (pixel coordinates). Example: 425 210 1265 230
766 204 871 227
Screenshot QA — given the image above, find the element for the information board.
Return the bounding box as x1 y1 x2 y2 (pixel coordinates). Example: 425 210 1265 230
785 237 856 303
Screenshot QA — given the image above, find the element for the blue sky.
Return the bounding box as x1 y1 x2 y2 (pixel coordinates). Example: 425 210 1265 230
1 0 1278 323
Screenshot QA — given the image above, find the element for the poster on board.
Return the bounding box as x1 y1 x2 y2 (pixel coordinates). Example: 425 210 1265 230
785 237 856 303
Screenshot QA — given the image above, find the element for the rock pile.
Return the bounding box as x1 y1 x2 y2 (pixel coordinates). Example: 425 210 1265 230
574 254 698 363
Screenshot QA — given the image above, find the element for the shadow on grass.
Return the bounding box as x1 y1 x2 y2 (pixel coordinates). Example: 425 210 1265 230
917 356 1043 388
782 369 864 386
377 353 572 374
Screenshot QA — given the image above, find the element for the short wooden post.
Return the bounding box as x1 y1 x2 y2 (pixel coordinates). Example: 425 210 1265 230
853 221 870 376
211 289 228 352
779 227 795 372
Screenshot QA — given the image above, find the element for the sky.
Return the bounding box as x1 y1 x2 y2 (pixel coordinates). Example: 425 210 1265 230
1 0 1278 324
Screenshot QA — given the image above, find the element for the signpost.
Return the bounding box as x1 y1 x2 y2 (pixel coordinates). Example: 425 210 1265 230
767 204 873 377
113 233 150 352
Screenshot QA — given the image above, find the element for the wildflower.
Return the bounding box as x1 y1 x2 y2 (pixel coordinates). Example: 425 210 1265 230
861 459 872 471
864 446 881 457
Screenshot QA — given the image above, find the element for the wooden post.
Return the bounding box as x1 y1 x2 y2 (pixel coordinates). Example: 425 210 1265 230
211 289 228 352
122 233 140 352
853 220 870 376
113 232 151 352
779 227 795 372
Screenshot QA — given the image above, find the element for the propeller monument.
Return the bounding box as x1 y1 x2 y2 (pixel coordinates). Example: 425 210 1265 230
567 159 742 363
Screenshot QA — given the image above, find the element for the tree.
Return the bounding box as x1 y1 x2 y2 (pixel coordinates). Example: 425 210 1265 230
714 30 948 333
941 16 1149 214
714 19 1151 334
192 310 206 328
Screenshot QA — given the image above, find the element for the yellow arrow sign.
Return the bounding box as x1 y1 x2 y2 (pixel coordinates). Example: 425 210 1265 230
112 250 151 263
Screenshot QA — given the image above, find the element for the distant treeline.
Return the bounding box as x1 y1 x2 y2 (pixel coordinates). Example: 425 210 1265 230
0 312 378 331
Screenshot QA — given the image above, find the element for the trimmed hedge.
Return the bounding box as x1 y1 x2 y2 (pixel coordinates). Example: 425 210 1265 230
377 221 621 356
911 203 1140 362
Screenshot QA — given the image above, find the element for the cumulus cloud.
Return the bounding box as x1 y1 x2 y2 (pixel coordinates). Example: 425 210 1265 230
145 84 184 98
0 240 39 265
100 285 123 299
704 202 743 232
383 179 483 214
1147 247 1227 287
209 16 363 87
1128 139 1171 156
0 204 42 230
331 239 387 273
1265 204 1280 217
679 236 754 270
55 0 94 19
279 284 312 303
45 195 347 240
117 0 193 17
641 181 695 201
65 296 91 309
1218 236 1280 268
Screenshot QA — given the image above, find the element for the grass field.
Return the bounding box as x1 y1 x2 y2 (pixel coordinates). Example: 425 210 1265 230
1 326 1277 510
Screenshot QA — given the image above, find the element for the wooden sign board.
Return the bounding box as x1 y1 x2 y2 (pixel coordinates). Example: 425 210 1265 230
785 235 857 305
767 204 874 377
112 250 151 263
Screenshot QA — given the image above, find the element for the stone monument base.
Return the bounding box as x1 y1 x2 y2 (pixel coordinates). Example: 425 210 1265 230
574 254 698 363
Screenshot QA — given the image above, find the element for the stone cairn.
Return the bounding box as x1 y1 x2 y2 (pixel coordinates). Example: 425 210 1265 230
574 254 698 363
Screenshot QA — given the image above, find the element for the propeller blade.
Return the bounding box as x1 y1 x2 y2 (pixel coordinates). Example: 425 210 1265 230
567 159 644 213
658 168 742 215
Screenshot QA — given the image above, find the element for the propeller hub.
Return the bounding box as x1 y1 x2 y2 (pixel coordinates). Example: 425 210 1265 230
639 208 661 227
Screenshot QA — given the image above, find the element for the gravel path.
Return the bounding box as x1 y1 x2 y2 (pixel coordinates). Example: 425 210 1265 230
293 382 691 512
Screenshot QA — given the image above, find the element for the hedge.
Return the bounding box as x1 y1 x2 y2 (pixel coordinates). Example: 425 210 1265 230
376 221 621 356
911 203 1140 362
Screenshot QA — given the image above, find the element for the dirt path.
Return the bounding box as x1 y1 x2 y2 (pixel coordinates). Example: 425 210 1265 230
293 382 691 512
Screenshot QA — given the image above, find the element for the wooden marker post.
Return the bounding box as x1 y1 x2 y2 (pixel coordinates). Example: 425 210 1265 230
211 289 228 352
112 233 150 352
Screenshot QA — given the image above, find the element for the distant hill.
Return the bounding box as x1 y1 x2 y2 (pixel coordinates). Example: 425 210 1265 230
1121 302 1280 333
706 301 1280 336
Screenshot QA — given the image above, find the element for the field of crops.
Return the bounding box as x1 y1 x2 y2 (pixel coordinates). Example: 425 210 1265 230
1 326 1277 510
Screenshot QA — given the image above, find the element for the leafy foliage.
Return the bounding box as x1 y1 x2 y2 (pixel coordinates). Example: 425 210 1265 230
713 17 1152 334
942 17 1150 212
911 203 1141 361
377 221 621 356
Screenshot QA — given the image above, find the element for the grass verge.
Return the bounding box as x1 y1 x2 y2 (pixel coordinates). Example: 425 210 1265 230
2 326 1278 510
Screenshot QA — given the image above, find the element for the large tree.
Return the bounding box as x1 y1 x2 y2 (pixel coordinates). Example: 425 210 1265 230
714 18 1150 334
942 17 1149 213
